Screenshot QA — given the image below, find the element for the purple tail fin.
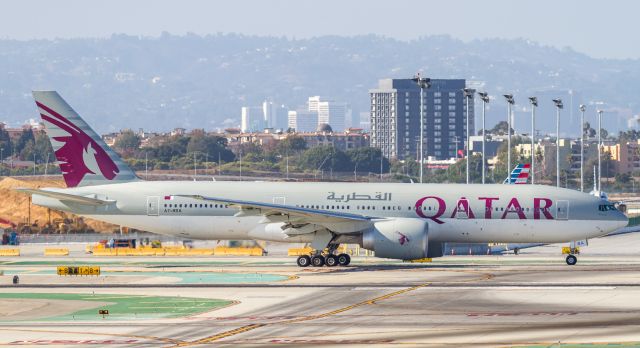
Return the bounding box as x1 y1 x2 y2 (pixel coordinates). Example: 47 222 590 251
33 91 138 187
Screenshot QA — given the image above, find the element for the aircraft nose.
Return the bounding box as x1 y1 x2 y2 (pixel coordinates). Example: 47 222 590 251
614 211 629 230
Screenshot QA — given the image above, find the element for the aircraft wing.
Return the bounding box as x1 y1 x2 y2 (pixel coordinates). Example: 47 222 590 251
15 188 115 206
176 194 373 233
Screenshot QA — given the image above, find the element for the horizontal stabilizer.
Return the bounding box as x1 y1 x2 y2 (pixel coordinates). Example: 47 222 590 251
15 188 115 206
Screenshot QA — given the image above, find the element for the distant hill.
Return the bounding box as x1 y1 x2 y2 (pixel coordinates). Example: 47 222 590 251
0 33 638 135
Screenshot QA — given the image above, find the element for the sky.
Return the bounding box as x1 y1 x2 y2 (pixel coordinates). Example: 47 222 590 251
1 0 639 60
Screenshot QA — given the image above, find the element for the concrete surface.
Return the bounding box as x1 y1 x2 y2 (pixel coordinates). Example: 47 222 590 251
1 233 640 347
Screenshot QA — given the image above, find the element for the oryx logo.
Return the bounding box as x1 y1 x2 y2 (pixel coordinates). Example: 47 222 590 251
397 232 410 246
36 101 119 187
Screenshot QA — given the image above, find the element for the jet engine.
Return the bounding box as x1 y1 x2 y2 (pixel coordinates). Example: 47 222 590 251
362 218 431 260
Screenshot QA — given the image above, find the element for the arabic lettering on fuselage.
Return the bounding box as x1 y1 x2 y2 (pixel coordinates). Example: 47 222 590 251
326 192 392 202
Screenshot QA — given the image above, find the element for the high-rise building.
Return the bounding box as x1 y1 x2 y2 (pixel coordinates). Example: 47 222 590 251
241 106 265 132
369 78 474 160
308 96 349 132
288 109 318 132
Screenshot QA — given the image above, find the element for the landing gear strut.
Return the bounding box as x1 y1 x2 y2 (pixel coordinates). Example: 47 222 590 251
565 254 577 266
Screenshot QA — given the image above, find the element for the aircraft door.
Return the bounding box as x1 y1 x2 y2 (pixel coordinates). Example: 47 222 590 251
273 196 286 206
147 196 159 216
556 200 569 220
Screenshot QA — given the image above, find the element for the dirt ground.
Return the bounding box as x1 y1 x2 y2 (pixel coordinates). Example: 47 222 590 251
0 177 118 232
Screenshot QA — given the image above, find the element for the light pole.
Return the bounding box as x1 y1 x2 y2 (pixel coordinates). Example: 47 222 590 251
528 97 537 185
354 161 358 181
597 109 603 192
412 74 431 184
478 92 489 184
463 88 474 184
553 98 563 188
579 104 586 192
503 94 515 175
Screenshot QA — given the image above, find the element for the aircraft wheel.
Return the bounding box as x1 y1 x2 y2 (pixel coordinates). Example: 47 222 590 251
311 255 325 267
325 254 339 267
566 254 577 266
337 253 351 266
297 255 311 267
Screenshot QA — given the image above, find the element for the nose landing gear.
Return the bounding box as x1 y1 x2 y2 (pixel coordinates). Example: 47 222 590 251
565 254 577 266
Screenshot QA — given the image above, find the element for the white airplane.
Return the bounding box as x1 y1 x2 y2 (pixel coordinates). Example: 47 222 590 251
18 91 628 267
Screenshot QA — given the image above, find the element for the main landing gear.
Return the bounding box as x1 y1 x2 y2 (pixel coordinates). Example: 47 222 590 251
297 233 351 267
296 252 351 268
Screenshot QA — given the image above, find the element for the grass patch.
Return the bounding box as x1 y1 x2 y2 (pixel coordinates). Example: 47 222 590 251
0 293 232 321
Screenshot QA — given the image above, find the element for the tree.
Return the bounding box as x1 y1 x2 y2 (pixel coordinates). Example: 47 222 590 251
346 147 389 174
113 130 141 157
186 133 235 163
14 129 34 155
599 151 616 190
0 128 11 159
440 154 484 183
583 121 596 139
299 146 351 172
615 172 631 184
488 121 514 136
146 136 189 162
277 136 307 154
17 130 53 162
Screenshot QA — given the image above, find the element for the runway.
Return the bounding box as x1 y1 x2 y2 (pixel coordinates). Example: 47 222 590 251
2 234 640 347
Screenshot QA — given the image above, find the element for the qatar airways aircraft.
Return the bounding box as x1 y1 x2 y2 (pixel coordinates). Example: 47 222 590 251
18 91 628 267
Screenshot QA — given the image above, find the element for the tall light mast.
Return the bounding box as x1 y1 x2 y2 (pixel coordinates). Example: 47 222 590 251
579 104 586 192
463 88 475 184
553 98 564 188
411 74 431 184
503 94 515 176
478 92 489 184
528 97 538 185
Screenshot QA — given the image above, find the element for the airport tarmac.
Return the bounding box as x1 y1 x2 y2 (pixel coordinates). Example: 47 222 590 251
1 233 640 347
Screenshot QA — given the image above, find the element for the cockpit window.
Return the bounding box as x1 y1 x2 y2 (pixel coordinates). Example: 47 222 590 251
598 204 617 212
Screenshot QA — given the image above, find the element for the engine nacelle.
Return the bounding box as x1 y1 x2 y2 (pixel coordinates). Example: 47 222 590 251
362 218 428 260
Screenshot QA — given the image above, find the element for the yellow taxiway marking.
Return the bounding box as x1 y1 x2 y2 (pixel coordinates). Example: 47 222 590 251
171 283 429 347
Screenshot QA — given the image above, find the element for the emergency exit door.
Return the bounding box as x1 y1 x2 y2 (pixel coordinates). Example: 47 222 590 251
147 196 159 216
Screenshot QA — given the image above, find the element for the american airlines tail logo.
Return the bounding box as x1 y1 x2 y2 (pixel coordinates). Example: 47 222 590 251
36 101 119 187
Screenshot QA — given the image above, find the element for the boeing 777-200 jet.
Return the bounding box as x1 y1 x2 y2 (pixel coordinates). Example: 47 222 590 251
18 91 628 267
